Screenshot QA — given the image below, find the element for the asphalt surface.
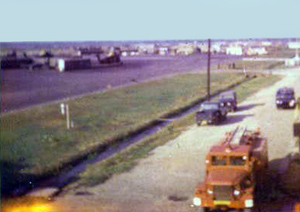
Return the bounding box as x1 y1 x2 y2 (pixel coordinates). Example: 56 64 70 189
49 69 300 212
0 54 239 113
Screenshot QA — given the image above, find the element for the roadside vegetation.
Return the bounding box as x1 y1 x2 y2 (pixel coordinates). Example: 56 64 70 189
234 60 284 70
1 72 247 193
65 74 282 190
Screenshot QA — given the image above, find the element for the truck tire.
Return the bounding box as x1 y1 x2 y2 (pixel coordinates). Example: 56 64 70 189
203 207 210 212
197 121 202 126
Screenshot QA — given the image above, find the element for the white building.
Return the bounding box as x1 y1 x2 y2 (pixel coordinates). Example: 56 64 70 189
288 42 300 49
158 47 168 56
285 54 300 67
246 47 267 56
176 44 194 56
226 46 243 56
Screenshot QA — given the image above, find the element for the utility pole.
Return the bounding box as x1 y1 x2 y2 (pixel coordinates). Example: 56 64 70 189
207 39 211 101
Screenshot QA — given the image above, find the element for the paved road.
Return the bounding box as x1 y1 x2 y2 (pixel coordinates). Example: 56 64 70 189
50 69 300 212
1 54 239 113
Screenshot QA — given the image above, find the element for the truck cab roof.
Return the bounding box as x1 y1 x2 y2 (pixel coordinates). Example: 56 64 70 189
276 87 295 95
220 91 236 99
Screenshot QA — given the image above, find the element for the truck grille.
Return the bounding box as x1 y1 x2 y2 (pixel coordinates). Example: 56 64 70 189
213 186 233 200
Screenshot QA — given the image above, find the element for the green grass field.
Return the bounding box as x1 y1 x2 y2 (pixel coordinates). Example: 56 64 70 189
65 74 282 190
1 72 247 193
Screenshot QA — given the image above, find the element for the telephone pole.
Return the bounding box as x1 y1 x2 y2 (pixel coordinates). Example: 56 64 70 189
207 39 211 101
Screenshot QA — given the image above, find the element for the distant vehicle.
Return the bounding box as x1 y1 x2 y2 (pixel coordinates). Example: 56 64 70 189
195 101 227 126
219 91 238 112
0 56 33 69
20 62 44 70
193 127 268 212
276 87 296 109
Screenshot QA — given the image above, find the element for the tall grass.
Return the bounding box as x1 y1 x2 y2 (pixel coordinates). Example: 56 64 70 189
1 73 244 180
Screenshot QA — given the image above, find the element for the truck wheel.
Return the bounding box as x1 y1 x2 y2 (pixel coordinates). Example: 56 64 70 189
234 106 238 111
203 207 210 212
197 121 202 126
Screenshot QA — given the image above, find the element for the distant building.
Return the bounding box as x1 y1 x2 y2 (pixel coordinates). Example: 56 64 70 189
261 41 272 46
176 44 194 55
138 44 155 54
285 54 300 67
246 47 267 56
288 42 300 49
226 46 243 56
158 47 168 56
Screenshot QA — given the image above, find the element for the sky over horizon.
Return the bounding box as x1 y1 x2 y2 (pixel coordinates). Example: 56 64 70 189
0 0 300 42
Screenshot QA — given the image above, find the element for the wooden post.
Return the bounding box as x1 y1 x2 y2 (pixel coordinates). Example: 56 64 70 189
66 104 70 129
207 39 211 101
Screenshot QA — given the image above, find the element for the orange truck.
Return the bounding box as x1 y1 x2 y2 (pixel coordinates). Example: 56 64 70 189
293 102 300 212
193 126 268 212
296 203 300 212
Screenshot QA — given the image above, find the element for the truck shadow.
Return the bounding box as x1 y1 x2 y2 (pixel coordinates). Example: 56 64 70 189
255 154 300 212
237 103 265 112
1 160 39 197
222 114 255 125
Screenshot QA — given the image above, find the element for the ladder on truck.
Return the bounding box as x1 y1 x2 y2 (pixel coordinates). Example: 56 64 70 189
225 126 247 146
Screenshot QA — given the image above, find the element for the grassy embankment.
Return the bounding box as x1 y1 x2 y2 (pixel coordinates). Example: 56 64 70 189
1 72 247 193
66 74 282 190
234 60 285 70
233 47 298 71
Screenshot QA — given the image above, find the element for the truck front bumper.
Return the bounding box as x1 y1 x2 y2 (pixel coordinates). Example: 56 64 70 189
193 197 254 210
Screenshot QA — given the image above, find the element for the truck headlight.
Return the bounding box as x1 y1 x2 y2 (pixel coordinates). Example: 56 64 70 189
221 103 224 106
207 189 213 194
245 199 253 208
193 197 202 206
227 102 231 106
289 100 295 107
233 190 240 196
276 100 282 104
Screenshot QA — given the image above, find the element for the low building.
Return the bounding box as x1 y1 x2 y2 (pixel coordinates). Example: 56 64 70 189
138 44 155 54
226 46 243 56
176 44 194 56
158 47 168 56
285 54 300 67
246 47 267 56
288 42 300 49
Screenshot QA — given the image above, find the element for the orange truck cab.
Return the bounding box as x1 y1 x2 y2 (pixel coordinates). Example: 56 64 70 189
193 127 268 212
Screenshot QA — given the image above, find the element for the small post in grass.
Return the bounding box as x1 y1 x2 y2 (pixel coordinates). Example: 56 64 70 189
66 104 70 129
60 103 71 129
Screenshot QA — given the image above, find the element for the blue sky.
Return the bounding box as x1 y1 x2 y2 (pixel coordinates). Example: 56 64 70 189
0 0 299 42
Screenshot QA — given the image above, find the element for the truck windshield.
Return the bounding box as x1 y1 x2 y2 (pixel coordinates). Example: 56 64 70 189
201 104 219 110
220 95 234 100
211 156 227 165
277 94 294 98
229 156 247 166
